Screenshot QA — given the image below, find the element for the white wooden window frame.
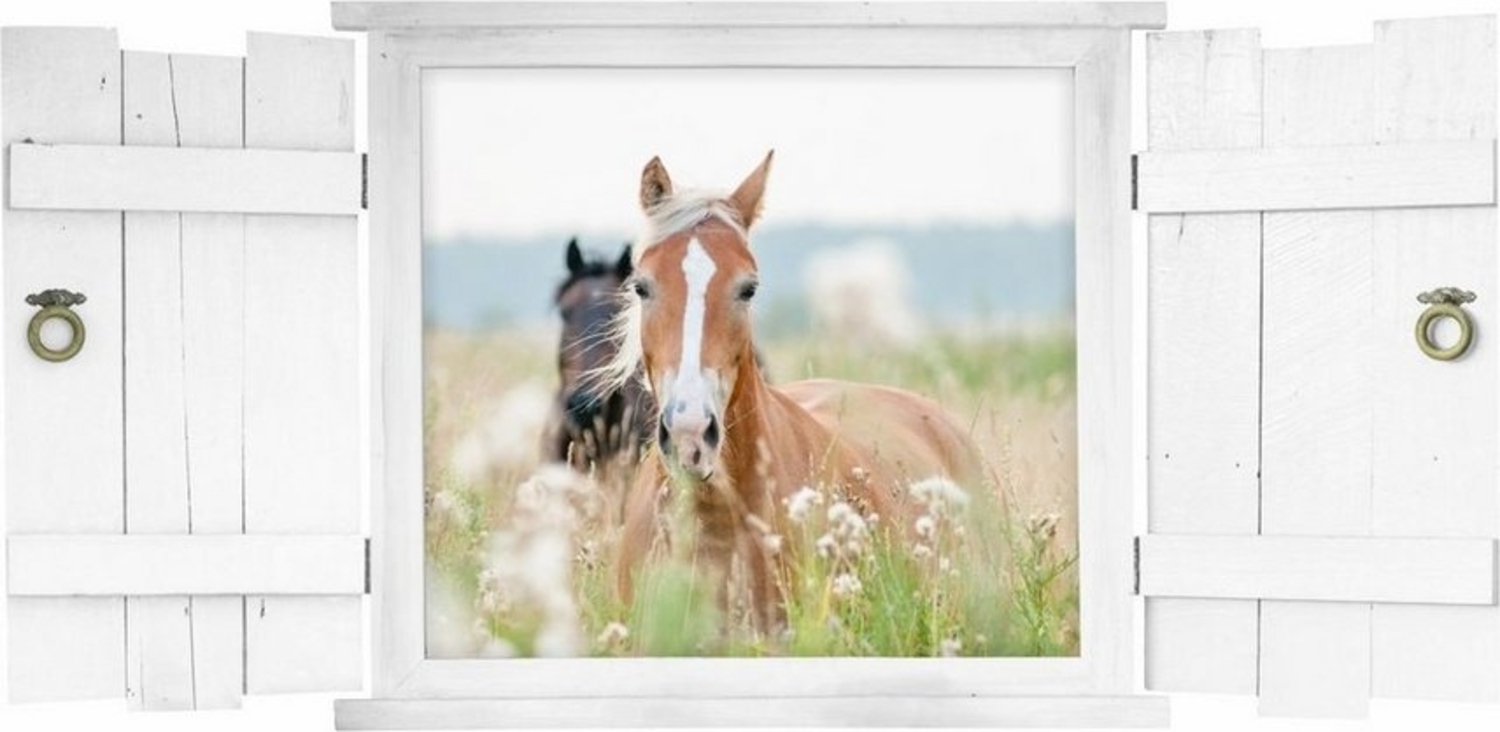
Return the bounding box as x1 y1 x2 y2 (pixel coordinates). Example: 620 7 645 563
335 3 1167 726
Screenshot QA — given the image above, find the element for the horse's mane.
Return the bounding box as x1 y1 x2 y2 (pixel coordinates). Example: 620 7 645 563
587 190 745 398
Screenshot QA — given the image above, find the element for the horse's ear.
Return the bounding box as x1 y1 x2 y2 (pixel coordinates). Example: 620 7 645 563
640 156 673 211
615 244 634 280
729 150 774 230
566 237 584 274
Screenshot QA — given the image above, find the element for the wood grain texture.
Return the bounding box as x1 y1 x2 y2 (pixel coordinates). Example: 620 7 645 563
8 535 366 595
1137 535 1496 604
1143 27 1262 696
243 32 363 695
1071 28 1138 695
1257 41 1375 720
9 144 363 214
1369 15 1500 703
121 48 196 712
368 30 428 695
2 27 126 704
1135 140 1495 213
331 1 1171 30
173 52 249 710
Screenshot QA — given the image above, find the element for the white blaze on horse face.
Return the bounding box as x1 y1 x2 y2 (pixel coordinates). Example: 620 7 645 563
662 238 722 477
669 238 718 409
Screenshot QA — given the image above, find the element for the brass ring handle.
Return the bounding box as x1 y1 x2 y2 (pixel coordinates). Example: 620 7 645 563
1414 288 1475 362
25 289 87 363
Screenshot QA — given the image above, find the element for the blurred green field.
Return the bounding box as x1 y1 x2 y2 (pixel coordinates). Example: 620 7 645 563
423 327 1079 658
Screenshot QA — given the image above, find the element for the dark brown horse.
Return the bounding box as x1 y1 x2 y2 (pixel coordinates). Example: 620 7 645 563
547 238 653 485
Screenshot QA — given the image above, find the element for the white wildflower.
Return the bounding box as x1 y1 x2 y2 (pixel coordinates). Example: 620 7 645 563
940 637 963 657
909 477 971 516
914 515 937 540
785 486 823 524
596 621 630 647
938 556 953 574
912 543 934 560
816 534 839 559
831 572 863 599
762 533 784 555
821 501 872 560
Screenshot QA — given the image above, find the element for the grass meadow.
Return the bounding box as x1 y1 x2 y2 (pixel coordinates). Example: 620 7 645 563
424 327 1079 658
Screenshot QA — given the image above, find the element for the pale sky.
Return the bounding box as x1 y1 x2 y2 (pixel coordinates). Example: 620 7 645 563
423 68 1072 241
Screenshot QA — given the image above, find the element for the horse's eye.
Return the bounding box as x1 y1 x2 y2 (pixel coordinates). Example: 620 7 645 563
737 281 759 302
632 280 653 300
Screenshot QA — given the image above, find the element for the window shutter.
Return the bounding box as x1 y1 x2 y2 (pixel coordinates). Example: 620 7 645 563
3 28 365 710
1138 15 1498 717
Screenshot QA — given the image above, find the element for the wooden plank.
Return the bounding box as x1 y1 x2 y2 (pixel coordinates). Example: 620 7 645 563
8 535 367 596
1257 42 1374 720
175 51 250 710
1072 28 1136 695
9 144 363 215
379 25 1114 68
243 32 363 695
121 48 196 712
331 1 1170 30
1370 15 1500 704
2 27 126 704
334 696 1173 730
1143 28 1262 696
367 29 428 695
1137 535 1496 604
1135 140 1495 213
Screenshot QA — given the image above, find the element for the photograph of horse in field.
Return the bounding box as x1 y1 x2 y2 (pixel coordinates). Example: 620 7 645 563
421 68 1077 658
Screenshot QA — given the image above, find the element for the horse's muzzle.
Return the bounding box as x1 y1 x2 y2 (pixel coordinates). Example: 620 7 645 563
659 401 721 479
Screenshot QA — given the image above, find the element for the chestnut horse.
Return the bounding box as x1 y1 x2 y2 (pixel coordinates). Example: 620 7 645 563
609 152 986 631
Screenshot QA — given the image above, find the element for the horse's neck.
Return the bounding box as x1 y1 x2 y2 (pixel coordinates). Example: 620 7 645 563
720 351 837 501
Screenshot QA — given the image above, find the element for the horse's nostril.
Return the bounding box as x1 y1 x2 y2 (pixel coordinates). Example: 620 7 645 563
657 418 671 453
703 413 720 450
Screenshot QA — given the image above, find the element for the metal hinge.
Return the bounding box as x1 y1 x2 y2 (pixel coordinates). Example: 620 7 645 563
1132 535 1141 595
1129 153 1139 211
361 152 369 211
364 537 372 594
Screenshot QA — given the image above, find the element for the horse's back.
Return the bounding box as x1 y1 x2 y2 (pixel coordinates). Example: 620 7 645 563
777 378 985 494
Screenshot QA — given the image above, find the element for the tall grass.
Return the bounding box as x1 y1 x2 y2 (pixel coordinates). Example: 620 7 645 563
424 327 1079 658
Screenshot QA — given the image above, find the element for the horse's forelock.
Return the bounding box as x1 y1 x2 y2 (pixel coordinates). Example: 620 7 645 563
639 190 746 252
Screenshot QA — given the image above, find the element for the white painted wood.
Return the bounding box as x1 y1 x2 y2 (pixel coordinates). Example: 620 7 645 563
1257 42 1375 719
1135 140 1495 213
121 48 196 712
9 144 363 215
334 695 1172 730
243 32 363 696
1260 602 1371 719
1143 28 1262 696
173 51 250 711
1073 28 1138 695
367 29 426 697
333 2 1170 31
367 20 1149 718
1370 15 1500 704
376 26 1115 69
2 27 126 704
1136 535 1497 604
7 535 366 596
